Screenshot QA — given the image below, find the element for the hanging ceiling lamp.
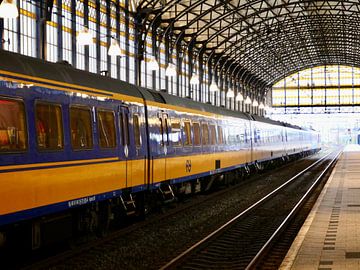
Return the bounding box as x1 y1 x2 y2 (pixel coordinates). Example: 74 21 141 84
165 63 177 77
259 102 265 109
77 28 93 46
108 39 123 56
190 74 199 85
0 0 18 19
227 88 235 98
245 96 252 104
252 99 259 107
209 80 219 92
148 55 159 71
236 93 244 101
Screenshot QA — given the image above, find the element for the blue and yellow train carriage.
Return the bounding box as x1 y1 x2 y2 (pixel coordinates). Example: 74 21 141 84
0 50 150 237
0 49 320 249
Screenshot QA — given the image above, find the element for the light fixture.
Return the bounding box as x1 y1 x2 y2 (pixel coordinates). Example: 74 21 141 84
0 0 18 19
108 39 123 56
190 74 199 85
77 28 93 46
210 80 219 92
259 102 265 109
245 96 252 104
252 99 259 107
236 93 244 101
227 88 235 98
148 55 159 71
165 63 177 77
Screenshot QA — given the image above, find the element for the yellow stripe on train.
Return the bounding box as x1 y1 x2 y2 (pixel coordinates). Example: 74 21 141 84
0 148 289 216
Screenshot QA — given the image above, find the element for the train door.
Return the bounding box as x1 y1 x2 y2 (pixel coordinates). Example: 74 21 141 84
249 121 257 162
130 109 147 188
152 111 169 184
244 121 252 163
119 105 131 188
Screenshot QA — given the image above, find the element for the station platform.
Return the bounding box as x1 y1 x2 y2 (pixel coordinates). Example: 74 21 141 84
280 145 360 270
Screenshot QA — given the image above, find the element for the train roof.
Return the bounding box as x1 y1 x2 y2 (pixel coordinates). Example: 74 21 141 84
141 88 252 120
0 50 312 132
147 90 310 131
0 49 143 99
252 115 308 130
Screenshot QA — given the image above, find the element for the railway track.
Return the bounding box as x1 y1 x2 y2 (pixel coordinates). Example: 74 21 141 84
160 149 342 270
17 150 332 270
19 185 242 270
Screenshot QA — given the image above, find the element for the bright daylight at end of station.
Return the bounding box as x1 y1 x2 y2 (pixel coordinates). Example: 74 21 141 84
269 65 360 145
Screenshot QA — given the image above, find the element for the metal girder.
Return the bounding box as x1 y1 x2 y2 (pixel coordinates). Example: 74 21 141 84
136 0 360 95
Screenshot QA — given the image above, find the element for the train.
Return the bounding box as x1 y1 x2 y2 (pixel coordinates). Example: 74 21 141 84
0 49 320 249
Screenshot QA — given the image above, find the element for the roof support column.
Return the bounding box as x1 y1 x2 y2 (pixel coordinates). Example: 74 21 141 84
207 60 212 104
36 0 46 60
16 0 20 53
106 0 111 76
125 0 130 82
71 0 77 67
57 0 63 61
188 40 194 100
151 26 157 90
0 17 3 49
176 42 181 96
84 0 90 72
164 33 170 93
134 11 145 86
198 52 204 103
116 0 121 80
95 0 101 73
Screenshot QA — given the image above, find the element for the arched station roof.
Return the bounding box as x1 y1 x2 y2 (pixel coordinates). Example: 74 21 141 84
135 0 360 91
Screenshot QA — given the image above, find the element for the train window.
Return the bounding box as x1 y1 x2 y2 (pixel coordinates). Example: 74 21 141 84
133 114 141 147
70 106 93 150
239 133 245 143
209 125 217 145
97 110 116 148
158 114 169 146
170 119 182 146
36 102 63 150
228 133 235 145
201 123 209 146
0 98 27 152
159 117 164 146
120 109 130 146
164 117 170 146
193 122 201 146
217 126 223 144
183 121 192 146
222 127 228 145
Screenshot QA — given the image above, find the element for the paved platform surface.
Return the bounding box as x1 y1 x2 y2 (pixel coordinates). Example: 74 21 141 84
280 145 360 270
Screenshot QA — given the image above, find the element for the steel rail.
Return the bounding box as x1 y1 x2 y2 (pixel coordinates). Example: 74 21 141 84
245 149 342 269
159 150 337 270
